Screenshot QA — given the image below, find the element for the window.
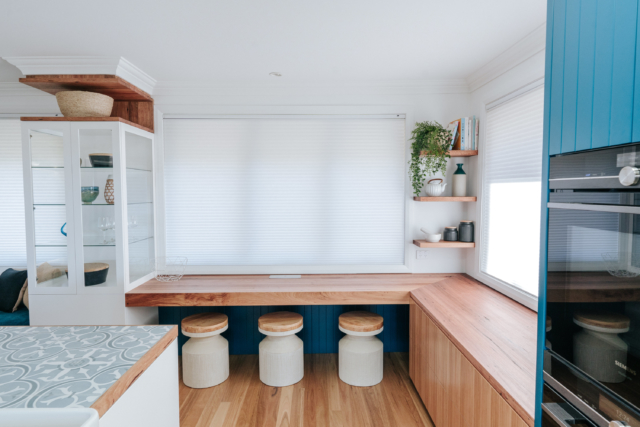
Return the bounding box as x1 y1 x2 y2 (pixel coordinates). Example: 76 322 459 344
0 119 27 268
163 116 406 273
480 86 544 297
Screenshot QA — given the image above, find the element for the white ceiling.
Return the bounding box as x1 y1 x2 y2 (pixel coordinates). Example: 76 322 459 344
0 0 546 84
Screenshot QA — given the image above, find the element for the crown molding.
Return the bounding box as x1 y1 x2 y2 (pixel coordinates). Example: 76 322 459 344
467 23 546 93
2 56 157 95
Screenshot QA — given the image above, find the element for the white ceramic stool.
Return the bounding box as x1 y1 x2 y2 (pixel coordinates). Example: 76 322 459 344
338 311 384 387
258 311 304 387
573 311 630 384
181 312 229 388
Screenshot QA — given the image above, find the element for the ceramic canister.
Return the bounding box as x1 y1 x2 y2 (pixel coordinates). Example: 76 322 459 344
443 227 458 241
452 163 467 197
459 220 474 242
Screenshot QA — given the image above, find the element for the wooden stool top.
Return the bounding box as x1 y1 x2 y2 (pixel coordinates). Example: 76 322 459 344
258 311 303 332
339 311 383 332
182 312 228 334
574 311 630 330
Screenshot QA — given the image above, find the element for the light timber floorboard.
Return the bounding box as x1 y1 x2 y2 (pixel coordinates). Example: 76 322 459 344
178 353 434 427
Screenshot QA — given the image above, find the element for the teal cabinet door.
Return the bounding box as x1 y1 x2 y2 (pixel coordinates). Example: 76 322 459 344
547 0 637 155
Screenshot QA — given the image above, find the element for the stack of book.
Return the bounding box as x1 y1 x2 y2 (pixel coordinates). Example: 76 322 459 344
447 116 479 151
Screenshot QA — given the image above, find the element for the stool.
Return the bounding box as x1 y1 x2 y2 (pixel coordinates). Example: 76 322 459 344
258 311 304 387
338 311 384 387
181 312 229 388
573 311 630 384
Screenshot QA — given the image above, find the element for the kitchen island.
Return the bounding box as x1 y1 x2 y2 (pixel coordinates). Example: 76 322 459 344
0 325 178 426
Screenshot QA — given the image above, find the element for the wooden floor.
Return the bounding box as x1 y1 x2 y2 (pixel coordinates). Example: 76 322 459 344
179 353 434 427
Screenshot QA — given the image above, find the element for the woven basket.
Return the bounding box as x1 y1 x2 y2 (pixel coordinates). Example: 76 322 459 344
55 91 114 117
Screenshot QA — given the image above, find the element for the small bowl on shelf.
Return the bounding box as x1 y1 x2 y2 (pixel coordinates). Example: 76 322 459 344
89 153 113 168
65 262 109 286
420 228 442 243
81 186 99 204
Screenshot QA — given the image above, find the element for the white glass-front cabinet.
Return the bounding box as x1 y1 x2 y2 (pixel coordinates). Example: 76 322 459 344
21 120 156 325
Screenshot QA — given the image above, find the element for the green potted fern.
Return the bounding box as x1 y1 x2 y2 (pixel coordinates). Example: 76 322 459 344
408 121 454 197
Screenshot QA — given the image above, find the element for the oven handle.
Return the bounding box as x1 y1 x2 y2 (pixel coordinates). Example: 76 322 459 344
542 402 585 426
548 202 640 215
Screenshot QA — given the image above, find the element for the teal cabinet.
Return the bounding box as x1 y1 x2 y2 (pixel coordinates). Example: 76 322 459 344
547 0 639 155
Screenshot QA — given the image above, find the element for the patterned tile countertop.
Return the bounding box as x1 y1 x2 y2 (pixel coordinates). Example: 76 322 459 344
0 325 174 409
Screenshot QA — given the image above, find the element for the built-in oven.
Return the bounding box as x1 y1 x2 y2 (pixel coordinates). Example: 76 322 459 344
546 142 640 427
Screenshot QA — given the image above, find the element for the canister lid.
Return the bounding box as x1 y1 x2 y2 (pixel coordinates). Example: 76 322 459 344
573 311 630 332
445 226 457 229
460 220 473 223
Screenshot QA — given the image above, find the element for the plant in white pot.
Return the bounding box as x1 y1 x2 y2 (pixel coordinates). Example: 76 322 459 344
408 121 453 197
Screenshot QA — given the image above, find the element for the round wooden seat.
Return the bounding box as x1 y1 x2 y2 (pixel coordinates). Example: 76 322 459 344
339 311 383 333
573 311 630 332
182 313 228 335
258 312 303 333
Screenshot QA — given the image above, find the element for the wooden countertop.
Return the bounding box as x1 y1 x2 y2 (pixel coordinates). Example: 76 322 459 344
91 325 178 417
125 273 455 307
410 275 536 426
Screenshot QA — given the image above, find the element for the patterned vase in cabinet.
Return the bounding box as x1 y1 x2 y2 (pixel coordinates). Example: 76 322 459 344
105 174 115 204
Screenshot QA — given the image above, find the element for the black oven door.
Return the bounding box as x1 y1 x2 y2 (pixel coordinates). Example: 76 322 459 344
546 190 640 422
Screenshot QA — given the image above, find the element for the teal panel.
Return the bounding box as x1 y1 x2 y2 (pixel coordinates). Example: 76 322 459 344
561 0 581 153
609 0 637 146
634 1 640 142
592 0 615 148
575 0 598 151
159 304 409 356
549 0 567 155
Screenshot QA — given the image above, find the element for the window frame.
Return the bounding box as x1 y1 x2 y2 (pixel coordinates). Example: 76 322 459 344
470 80 545 312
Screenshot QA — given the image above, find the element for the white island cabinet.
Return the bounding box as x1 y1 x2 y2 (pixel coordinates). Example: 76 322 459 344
21 119 157 325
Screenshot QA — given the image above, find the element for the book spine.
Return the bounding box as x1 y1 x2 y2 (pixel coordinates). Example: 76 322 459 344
472 116 476 150
461 118 466 150
475 118 480 150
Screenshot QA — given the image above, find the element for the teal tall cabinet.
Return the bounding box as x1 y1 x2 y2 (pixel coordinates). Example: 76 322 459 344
546 0 640 156
538 1 640 426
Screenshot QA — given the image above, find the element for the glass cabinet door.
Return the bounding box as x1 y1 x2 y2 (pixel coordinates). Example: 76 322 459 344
124 130 155 285
73 127 119 290
26 126 75 293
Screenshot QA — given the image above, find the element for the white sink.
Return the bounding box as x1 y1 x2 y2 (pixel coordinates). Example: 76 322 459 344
0 408 99 427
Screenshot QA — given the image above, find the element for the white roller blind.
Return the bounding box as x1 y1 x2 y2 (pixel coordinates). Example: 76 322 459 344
163 117 406 270
481 87 544 296
0 119 27 268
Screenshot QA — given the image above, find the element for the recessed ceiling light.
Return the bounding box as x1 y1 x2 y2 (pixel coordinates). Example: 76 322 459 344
269 72 282 77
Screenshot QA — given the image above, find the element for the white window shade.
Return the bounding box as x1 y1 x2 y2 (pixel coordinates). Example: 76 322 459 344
0 119 27 268
163 117 406 271
481 87 544 296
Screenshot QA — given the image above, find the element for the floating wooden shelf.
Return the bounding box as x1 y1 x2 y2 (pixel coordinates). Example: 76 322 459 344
413 196 477 202
448 150 478 157
21 116 153 134
420 150 478 157
19 75 152 101
413 240 475 248
19 75 154 132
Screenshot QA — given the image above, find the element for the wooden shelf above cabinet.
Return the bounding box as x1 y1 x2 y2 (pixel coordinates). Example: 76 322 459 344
21 116 153 134
413 196 477 202
420 150 478 157
413 240 475 248
18 75 154 132
19 75 152 101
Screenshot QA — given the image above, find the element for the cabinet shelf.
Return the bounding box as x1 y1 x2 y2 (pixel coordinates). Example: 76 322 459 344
413 196 477 202
413 240 475 248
